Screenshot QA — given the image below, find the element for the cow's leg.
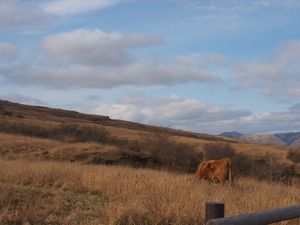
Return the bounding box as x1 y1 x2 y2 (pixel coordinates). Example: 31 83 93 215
214 175 225 185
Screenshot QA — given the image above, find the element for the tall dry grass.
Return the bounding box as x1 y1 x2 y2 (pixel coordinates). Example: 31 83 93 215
0 159 299 225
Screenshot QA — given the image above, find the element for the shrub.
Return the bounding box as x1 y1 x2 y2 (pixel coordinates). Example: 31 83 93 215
126 140 144 152
231 152 292 182
231 153 253 177
0 119 114 145
203 143 236 160
55 123 111 143
0 120 50 138
142 132 202 172
287 148 300 163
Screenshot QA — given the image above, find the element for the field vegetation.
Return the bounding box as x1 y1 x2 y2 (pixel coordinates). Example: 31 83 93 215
0 159 299 225
288 149 300 163
0 100 299 224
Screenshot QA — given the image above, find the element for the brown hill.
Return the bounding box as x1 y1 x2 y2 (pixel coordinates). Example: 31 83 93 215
1 99 300 225
0 99 231 143
0 99 298 179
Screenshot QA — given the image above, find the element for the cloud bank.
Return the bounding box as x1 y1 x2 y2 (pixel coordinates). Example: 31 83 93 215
0 43 18 61
1 29 220 88
233 40 300 98
0 1 50 29
42 0 123 16
0 0 124 29
93 94 251 132
41 29 164 66
92 94 300 134
0 93 46 106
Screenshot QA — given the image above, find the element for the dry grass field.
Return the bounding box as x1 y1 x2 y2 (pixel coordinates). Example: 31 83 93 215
0 159 299 225
0 100 300 225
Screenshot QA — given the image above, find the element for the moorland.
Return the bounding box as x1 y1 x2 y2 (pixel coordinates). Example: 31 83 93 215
0 99 299 225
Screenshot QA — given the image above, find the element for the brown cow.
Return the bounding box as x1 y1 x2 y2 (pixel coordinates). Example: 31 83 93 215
194 158 232 184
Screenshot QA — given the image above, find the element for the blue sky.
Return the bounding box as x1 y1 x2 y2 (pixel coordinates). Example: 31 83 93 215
1 0 300 134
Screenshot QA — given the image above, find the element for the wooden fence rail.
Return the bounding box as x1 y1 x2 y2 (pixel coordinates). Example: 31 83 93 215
205 202 300 225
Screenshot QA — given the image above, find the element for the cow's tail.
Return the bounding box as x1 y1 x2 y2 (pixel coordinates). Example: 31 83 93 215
228 159 232 184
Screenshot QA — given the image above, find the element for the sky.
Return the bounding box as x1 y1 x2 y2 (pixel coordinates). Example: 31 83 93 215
1 0 300 134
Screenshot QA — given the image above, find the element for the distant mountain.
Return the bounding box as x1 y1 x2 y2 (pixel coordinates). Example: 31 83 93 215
275 132 300 147
239 134 286 146
221 131 243 138
221 131 300 147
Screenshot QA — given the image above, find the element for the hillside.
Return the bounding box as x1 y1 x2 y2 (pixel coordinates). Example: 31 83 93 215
0 99 299 179
0 99 300 225
0 99 231 143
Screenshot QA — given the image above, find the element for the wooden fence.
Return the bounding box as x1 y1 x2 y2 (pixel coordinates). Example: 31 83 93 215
205 202 300 225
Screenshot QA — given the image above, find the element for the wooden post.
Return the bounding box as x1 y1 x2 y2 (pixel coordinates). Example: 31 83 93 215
205 202 225 223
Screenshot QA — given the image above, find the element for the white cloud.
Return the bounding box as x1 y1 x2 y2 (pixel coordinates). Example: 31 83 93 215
0 0 124 29
0 1 50 29
233 40 300 98
93 94 251 132
41 29 164 66
42 0 123 16
1 28 220 88
0 93 46 105
2 59 220 88
92 95 300 134
0 43 18 61
188 0 300 12
230 105 300 134
184 0 300 37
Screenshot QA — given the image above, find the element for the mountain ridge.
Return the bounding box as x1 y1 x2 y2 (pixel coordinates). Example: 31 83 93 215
221 131 300 147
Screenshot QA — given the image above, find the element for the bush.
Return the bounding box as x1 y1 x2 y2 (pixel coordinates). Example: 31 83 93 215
203 143 236 160
231 152 292 182
287 148 300 163
55 123 111 143
0 120 50 138
231 153 252 176
142 132 202 172
126 140 144 152
0 119 114 145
